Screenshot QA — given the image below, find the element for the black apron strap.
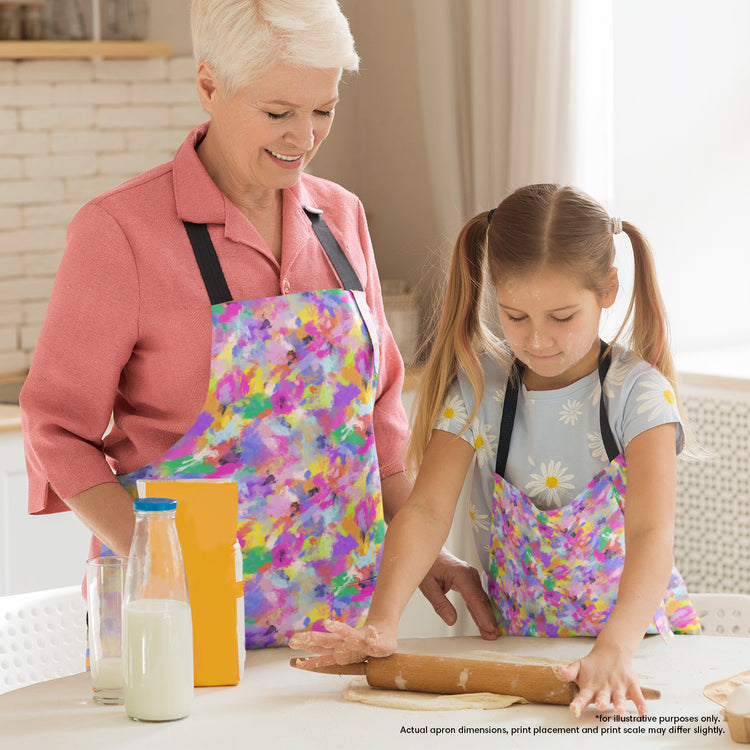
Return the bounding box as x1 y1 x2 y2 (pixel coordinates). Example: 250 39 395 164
493 340 619 478
597 341 620 462
303 208 363 292
183 221 233 305
183 211 363 304
494 359 523 478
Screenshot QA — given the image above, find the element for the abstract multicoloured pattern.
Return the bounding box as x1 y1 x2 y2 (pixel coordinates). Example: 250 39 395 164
488 454 701 637
119 289 384 649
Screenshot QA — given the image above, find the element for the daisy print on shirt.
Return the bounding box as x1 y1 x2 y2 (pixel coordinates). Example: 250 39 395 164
469 502 491 533
473 424 499 468
525 458 576 509
559 399 583 426
588 430 609 464
636 379 678 422
588 353 630 407
440 395 468 424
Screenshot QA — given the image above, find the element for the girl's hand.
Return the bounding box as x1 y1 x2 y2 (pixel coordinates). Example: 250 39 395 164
553 641 647 717
288 618 397 669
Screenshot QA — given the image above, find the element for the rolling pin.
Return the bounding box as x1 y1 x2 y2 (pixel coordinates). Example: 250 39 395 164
290 653 661 706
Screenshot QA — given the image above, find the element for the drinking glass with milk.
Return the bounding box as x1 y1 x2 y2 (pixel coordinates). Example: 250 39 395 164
86 555 128 704
123 498 193 722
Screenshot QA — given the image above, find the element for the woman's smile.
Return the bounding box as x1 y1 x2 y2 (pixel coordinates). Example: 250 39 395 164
265 149 305 167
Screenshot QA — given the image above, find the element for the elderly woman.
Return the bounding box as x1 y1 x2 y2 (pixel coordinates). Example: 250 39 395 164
21 0 496 647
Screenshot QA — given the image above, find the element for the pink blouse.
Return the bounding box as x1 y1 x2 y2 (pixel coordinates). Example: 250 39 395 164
21 122 409 515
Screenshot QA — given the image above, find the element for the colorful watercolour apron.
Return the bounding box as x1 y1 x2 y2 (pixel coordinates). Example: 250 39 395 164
487 342 701 638
115 210 385 648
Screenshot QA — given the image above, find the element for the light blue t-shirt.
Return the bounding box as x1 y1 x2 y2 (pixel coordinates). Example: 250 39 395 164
435 343 684 574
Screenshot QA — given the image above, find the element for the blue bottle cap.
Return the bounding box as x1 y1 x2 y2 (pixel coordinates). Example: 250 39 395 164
133 498 177 512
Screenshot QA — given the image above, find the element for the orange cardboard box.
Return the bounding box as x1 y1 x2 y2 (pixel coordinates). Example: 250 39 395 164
137 479 244 686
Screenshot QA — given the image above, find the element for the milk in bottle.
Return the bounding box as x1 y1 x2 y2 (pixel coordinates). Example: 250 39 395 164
123 498 193 721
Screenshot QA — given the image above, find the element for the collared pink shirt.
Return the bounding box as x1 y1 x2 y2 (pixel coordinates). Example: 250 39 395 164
21 122 409 514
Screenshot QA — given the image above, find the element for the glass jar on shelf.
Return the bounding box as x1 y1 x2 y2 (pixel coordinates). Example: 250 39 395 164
44 0 88 40
22 2 45 39
0 3 22 40
100 0 147 40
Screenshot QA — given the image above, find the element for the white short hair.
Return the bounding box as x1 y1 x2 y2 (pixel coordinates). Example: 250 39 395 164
191 0 359 96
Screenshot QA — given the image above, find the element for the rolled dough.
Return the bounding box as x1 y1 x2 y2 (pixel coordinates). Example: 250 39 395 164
704 670 750 707
343 678 527 711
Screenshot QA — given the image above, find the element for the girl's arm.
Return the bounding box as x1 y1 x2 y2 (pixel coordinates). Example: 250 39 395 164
289 429 478 665
381 471 497 638
367 430 478 636
558 422 677 716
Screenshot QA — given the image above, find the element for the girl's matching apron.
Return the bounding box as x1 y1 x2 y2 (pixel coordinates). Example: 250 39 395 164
116 210 385 649
487 343 701 638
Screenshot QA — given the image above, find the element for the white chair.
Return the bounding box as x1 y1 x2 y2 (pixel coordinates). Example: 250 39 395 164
0 585 87 695
691 592 750 637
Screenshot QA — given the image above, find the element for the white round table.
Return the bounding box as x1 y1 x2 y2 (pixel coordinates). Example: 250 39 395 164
0 635 744 749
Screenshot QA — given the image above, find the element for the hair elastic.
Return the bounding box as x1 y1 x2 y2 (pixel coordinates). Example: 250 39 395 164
612 217 623 235
487 209 495 225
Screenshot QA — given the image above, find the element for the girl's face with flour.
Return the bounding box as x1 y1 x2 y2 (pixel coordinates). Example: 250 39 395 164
496 264 618 391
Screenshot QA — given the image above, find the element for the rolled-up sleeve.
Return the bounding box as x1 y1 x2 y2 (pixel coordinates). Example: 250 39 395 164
21 202 139 514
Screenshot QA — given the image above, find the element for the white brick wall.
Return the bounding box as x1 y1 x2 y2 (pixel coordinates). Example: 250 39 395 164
0 55 205 377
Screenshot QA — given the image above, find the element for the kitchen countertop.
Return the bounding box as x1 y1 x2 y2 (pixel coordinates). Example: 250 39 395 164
0 376 23 432
0 634 744 749
0 404 21 432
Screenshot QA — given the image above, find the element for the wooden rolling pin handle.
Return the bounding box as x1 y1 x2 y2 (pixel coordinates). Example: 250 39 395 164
289 658 365 675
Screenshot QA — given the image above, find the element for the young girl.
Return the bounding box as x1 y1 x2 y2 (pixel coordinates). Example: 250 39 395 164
290 184 701 716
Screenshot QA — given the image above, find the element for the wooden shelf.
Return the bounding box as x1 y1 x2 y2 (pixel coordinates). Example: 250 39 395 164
0 40 171 59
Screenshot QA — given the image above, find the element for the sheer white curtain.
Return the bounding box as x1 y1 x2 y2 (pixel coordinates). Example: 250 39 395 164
413 0 615 243
405 0 615 637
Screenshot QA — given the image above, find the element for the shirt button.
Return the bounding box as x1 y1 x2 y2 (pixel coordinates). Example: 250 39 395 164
282 278 291 294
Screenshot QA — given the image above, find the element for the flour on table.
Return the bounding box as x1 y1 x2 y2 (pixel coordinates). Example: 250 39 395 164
343 678 527 711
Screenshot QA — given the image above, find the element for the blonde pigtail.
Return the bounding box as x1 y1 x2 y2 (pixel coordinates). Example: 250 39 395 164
620 222 675 383
406 213 495 472
619 222 702 456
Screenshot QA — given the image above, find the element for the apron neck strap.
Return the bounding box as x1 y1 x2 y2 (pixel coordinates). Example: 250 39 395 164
303 208 363 292
183 221 233 305
182 211 364 305
597 342 620 464
494 358 523 479
494 340 619 478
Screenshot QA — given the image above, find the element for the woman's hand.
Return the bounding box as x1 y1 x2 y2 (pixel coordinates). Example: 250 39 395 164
554 640 647 717
288 619 397 669
419 548 498 640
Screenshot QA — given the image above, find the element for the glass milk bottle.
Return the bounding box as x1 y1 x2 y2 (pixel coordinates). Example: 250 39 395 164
123 498 193 721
